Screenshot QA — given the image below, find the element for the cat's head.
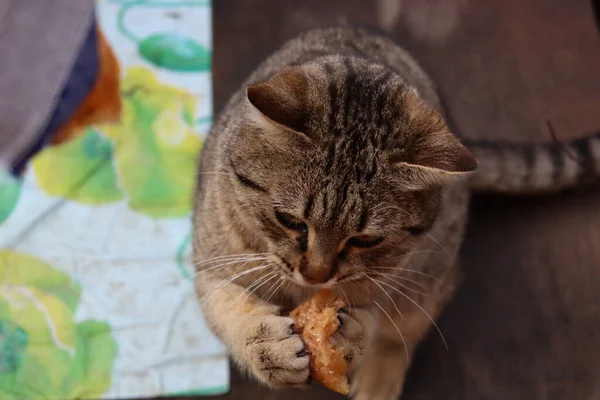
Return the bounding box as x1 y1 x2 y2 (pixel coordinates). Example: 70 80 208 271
227 56 476 289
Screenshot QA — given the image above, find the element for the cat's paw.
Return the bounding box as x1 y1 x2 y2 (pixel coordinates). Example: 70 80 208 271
243 315 309 388
333 308 369 372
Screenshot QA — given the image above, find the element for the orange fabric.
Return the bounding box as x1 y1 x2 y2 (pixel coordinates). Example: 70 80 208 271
51 27 121 145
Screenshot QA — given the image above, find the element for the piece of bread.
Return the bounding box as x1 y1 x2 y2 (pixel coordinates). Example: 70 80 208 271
290 289 349 394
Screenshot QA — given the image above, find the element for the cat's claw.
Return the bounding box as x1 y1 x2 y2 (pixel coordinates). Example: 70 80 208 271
243 315 310 388
333 309 366 372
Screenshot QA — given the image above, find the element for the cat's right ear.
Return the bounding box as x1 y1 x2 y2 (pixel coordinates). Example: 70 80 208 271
389 89 477 188
245 67 310 138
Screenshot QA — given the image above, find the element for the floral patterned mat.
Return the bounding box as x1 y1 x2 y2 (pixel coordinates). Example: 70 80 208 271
0 0 229 398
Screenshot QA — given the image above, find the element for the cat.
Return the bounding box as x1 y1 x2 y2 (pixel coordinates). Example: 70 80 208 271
192 27 600 399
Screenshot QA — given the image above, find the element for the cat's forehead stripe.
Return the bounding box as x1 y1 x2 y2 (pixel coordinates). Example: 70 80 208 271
342 59 358 125
303 193 314 219
318 58 396 137
322 62 339 131
324 141 336 175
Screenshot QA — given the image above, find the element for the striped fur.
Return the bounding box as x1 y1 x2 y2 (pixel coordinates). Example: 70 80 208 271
466 132 600 194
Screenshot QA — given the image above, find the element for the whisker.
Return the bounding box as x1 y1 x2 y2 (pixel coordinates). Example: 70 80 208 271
260 277 280 305
196 171 235 177
192 256 266 274
339 286 352 312
372 266 437 280
425 233 453 260
280 280 292 302
192 258 267 272
241 263 284 305
192 253 272 267
190 258 265 282
243 271 280 304
369 272 431 297
189 256 269 281
199 264 273 307
348 280 369 300
371 278 448 350
202 263 272 312
403 250 447 258
364 275 406 321
224 258 263 283
371 271 430 289
373 300 409 362
229 268 279 311
264 278 286 304
191 253 273 281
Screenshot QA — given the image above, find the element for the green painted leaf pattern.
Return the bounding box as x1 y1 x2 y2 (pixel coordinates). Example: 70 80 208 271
139 33 211 72
32 129 124 205
100 66 202 218
70 321 119 398
30 65 202 218
0 320 28 375
0 173 21 224
0 251 117 399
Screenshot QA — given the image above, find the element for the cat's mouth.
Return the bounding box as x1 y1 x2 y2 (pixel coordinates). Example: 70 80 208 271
290 269 338 289
268 255 340 289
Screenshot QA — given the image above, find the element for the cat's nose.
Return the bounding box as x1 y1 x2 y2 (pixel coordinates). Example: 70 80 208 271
299 263 335 284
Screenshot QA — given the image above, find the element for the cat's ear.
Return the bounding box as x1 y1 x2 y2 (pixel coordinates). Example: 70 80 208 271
245 67 309 135
393 89 477 187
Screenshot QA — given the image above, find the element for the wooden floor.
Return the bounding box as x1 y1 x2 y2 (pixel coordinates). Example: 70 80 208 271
198 0 600 398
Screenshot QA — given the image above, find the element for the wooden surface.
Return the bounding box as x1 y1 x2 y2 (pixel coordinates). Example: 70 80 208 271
194 0 600 399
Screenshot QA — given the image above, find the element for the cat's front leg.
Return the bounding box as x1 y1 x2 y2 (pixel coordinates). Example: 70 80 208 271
350 301 439 400
196 278 310 388
350 338 412 400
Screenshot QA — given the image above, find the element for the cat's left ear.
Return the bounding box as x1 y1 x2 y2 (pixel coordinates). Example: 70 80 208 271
245 67 309 136
392 89 478 187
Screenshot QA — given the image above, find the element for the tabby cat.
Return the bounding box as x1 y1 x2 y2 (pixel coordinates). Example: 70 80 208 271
192 27 600 399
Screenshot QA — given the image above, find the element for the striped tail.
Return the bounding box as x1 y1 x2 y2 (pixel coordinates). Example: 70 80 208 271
465 132 600 195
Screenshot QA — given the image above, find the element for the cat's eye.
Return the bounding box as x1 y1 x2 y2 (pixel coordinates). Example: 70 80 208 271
275 210 308 233
230 161 267 192
346 235 385 249
234 172 266 191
